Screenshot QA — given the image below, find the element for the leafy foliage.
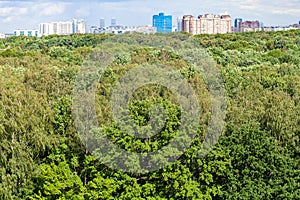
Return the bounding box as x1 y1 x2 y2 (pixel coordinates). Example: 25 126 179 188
0 30 299 199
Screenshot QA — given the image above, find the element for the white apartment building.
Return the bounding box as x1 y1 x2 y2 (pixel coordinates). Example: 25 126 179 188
0 33 5 38
98 25 156 34
72 19 86 34
39 21 73 36
177 17 183 32
39 19 86 36
136 26 157 34
273 26 298 31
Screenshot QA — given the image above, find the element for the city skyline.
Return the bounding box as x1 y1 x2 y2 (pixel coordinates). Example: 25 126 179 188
0 0 300 33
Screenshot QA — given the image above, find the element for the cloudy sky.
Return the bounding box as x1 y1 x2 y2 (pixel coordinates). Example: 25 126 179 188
0 0 300 33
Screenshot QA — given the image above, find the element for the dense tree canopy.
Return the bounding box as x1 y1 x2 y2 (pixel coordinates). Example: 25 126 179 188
0 31 299 199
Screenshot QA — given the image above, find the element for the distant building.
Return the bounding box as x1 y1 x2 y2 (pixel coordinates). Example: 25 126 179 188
0 33 5 38
39 21 73 36
14 29 39 37
182 14 232 35
262 27 274 32
293 23 300 29
263 25 298 32
177 17 183 32
172 26 178 32
100 18 105 28
262 21 300 32
136 26 157 34
4 33 14 38
152 12 172 33
39 19 86 36
73 19 86 34
98 25 156 34
111 18 116 27
90 26 99 34
239 20 261 32
234 18 242 32
182 15 198 35
234 18 242 28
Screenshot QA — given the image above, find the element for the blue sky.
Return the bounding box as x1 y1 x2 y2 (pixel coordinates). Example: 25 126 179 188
0 0 300 33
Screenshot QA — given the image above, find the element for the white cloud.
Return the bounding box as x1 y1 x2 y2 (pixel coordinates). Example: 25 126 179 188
0 7 14 17
32 2 69 16
2 16 14 23
0 6 28 25
239 0 263 10
272 8 300 15
0 1 72 31
0 7 28 17
75 6 90 17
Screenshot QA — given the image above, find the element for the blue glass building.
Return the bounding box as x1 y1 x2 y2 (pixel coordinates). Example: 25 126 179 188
152 13 172 33
234 18 243 28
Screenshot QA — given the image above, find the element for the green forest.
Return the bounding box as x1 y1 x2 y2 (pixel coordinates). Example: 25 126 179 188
0 30 299 199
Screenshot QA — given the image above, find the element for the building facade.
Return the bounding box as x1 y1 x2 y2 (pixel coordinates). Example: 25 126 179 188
234 18 243 32
90 26 99 34
98 25 156 34
39 19 86 36
182 14 232 35
239 21 261 32
152 12 172 33
39 21 73 36
177 17 183 32
111 18 117 27
182 15 197 35
234 18 242 28
263 25 299 32
72 19 86 34
136 26 157 34
14 29 39 37
100 18 105 28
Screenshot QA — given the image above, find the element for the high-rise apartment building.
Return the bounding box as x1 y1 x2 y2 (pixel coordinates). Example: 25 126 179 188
182 14 232 35
177 17 183 32
182 15 198 35
234 18 242 32
73 19 86 34
111 18 116 27
100 18 105 28
234 18 243 28
39 21 73 36
219 15 232 33
39 19 86 36
152 12 172 33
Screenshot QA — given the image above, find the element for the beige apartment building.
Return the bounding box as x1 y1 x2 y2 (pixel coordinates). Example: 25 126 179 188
182 14 232 35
